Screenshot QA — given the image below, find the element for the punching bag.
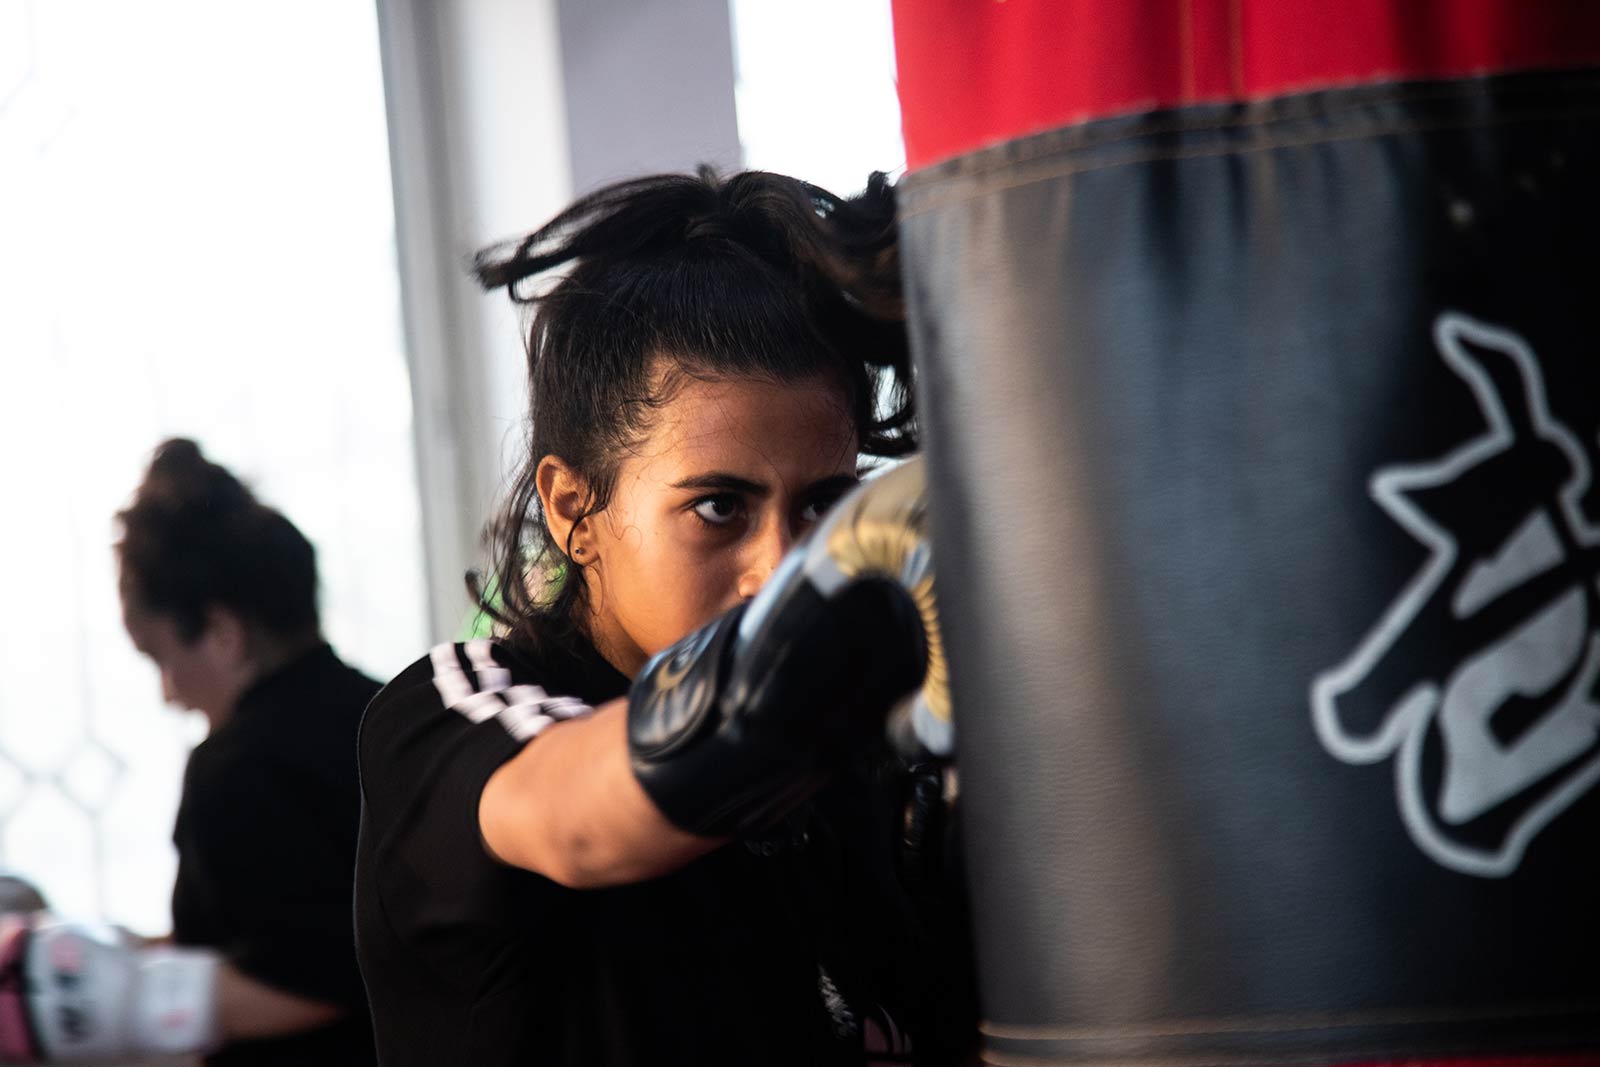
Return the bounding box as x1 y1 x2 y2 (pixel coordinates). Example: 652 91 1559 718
892 1 1600 1062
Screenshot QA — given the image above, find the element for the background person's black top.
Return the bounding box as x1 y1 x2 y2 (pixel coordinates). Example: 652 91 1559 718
356 634 938 1067
172 642 380 1067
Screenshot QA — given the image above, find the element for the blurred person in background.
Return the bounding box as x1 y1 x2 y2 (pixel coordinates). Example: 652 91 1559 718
0 439 378 1065
356 169 973 1066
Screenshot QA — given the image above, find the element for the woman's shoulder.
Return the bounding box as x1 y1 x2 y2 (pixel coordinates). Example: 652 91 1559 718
364 640 539 731
355 640 565 829
379 633 623 701
360 637 625 757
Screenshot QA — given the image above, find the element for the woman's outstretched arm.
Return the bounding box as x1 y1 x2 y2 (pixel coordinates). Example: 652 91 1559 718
479 699 721 888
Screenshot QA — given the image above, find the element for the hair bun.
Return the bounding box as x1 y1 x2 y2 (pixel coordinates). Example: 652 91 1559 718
139 438 255 517
117 438 319 640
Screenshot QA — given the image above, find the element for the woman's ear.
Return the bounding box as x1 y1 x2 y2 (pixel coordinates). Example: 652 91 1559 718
535 455 593 562
199 604 250 666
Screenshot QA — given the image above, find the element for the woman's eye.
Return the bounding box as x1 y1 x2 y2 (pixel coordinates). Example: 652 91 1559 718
691 495 742 526
798 495 842 525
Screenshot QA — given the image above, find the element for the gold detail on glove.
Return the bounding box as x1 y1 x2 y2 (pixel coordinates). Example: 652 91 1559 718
821 456 950 728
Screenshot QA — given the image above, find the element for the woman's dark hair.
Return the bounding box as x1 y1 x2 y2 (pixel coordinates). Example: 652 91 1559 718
472 167 915 656
116 438 319 643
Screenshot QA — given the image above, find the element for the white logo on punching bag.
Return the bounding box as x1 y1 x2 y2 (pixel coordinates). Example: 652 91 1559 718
1311 312 1600 877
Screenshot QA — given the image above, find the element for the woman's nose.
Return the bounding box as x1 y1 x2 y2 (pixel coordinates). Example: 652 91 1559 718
736 519 795 600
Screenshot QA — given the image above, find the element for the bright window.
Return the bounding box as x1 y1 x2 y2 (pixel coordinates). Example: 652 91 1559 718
729 0 904 194
0 0 426 932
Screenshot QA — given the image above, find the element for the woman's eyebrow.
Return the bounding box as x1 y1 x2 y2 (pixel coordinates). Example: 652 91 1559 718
670 472 769 496
806 474 862 497
669 472 862 497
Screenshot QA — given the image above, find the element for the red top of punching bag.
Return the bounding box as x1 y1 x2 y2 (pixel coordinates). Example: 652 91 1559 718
891 0 1600 170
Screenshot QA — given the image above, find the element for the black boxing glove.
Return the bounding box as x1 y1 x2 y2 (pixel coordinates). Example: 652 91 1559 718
627 457 948 837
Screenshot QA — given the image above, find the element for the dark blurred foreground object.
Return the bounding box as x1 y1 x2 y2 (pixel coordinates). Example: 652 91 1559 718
892 1 1600 1063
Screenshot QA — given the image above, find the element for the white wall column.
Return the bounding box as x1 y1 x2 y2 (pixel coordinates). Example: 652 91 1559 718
556 0 742 193
376 0 573 641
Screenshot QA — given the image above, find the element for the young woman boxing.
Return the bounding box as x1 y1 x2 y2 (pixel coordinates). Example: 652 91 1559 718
355 169 961 1066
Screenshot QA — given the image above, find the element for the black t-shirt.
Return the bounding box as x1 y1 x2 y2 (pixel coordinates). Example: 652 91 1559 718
356 635 938 1067
173 642 380 1067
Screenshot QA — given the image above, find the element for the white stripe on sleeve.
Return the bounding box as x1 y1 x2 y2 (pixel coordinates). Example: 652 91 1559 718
429 642 595 741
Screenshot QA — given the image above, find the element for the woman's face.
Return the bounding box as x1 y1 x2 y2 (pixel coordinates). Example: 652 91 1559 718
119 586 251 724
575 372 859 677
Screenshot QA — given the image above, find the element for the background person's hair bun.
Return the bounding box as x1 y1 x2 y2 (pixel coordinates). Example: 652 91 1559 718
117 438 319 642
137 437 256 518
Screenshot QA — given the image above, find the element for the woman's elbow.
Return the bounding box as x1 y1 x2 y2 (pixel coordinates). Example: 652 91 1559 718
536 830 614 889
538 824 696 889
483 815 622 889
